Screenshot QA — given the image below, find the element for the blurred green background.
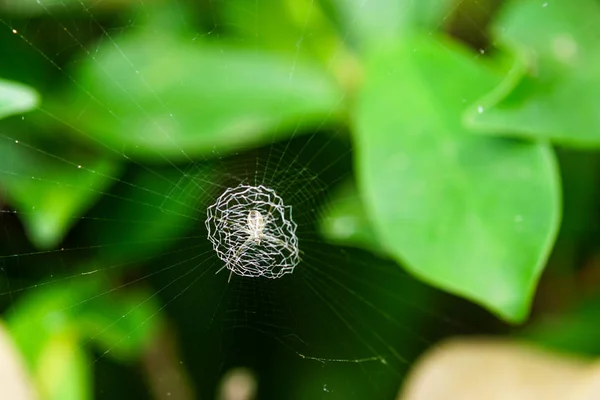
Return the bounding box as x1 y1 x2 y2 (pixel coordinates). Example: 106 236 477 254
1 0 600 399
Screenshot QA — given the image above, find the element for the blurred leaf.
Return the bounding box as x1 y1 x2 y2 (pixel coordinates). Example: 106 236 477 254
77 287 162 362
0 322 36 400
6 275 162 389
6 280 93 399
36 332 91 400
90 163 214 263
465 0 600 146
0 79 38 120
318 179 383 253
6 284 79 368
0 0 127 15
224 0 361 94
0 137 122 249
322 0 455 51
224 0 340 63
355 35 560 323
55 28 344 161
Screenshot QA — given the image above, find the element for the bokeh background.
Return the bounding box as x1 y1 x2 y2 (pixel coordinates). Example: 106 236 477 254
1 0 600 399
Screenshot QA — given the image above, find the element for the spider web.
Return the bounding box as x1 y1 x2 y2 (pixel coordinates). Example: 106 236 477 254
0 1 506 399
206 183 300 279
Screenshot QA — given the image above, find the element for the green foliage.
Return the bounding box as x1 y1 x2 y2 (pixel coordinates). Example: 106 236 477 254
51 26 343 161
2 0 600 397
354 35 560 322
225 0 340 62
5 276 161 399
323 0 454 51
0 79 38 120
0 140 121 249
0 0 100 15
0 0 581 325
36 333 90 400
466 0 600 146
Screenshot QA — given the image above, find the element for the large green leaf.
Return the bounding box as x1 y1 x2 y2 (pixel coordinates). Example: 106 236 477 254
354 35 560 323
0 137 122 249
54 28 344 161
465 0 600 146
0 79 38 120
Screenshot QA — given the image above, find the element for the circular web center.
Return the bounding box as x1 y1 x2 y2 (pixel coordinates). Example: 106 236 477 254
206 184 300 279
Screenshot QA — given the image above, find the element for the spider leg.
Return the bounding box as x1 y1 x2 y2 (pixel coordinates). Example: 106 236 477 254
215 265 228 275
261 233 296 254
223 237 255 276
216 236 252 277
233 237 252 258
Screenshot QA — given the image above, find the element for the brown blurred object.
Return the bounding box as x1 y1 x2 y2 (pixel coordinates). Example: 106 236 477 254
0 322 36 400
399 337 600 400
142 324 195 400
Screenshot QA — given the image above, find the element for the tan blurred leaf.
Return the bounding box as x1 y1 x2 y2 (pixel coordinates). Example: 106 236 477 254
400 337 600 400
0 322 37 400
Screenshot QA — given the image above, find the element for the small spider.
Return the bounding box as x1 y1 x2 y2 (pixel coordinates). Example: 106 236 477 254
246 209 267 245
216 208 286 281
206 184 300 280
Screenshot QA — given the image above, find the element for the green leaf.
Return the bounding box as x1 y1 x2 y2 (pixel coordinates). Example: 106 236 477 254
55 29 344 161
318 179 384 253
6 275 162 372
76 286 162 362
224 0 339 62
322 0 454 51
6 280 94 400
90 163 214 263
36 333 91 400
465 0 600 146
6 284 80 369
0 0 120 15
0 137 122 249
0 79 38 120
354 35 561 323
